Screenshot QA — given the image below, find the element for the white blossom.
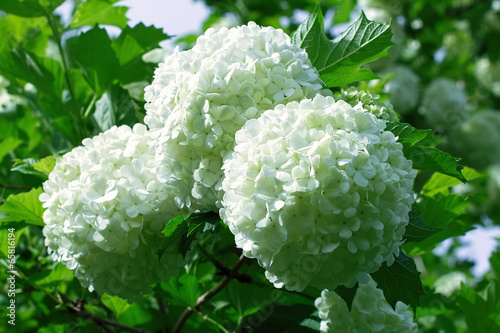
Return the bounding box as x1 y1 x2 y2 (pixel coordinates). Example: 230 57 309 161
384 65 420 115
40 124 188 302
315 277 418 332
144 22 327 211
221 95 415 291
447 110 500 170
420 78 469 130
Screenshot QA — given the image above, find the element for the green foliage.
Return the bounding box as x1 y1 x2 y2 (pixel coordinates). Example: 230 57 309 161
0 187 44 225
371 252 426 309
386 121 466 182
0 0 499 332
292 6 393 86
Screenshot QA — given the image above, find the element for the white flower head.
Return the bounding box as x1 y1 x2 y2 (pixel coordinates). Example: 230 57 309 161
144 22 328 211
420 78 469 130
221 95 415 291
315 277 418 332
384 65 420 115
41 124 188 302
447 110 500 170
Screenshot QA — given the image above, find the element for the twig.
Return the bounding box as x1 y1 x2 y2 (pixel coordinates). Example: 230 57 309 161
172 254 247 333
69 306 152 333
0 182 33 191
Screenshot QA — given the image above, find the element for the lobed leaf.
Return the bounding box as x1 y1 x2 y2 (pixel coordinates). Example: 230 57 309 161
292 6 393 87
386 122 466 182
403 207 441 243
70 0 128 29
0 187 45 226
371 251 425 309
0 0 64 17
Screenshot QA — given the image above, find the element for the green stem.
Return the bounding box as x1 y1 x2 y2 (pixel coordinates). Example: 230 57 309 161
46 13 84 140
203 313 230 333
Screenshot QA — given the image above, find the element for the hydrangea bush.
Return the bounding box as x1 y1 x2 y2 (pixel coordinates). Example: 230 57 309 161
315 277 418 333
144 22 327 211
335 87 398 121
221 95 416 291
40 124 187 301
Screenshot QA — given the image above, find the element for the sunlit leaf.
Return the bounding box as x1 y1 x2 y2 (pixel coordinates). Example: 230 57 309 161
292 6 393 87
70 0 128 29
0 187 44 226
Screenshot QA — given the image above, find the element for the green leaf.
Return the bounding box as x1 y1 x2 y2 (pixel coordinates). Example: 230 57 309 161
406 146 466 182
385 122 433 148
101 294 131 317
158 212 220 259
405 221 473 256
242 304 319 332
0 0 64 17
403 207 441 243
422 167 485 197
33 156 56 175
92 85 140 131
457 284 500 333
0 137 23 164
185 211 221 237
0 187 45 226
371 251 425 309
11 158 48 178
417 193 469 228
31 263 74 288
117 303 153 327
333 284 358 311
292 7 393 87
386 122 466 182
111 23 169 66
66 27 120 93
160 274 201 308
70 0 128 29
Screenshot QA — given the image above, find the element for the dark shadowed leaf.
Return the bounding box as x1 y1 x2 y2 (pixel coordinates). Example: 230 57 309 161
403 207 441 243
371 251 425 309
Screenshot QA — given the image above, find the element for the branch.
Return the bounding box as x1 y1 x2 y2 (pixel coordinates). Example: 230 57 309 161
0 182 33 191
69 305 152 333
172 254 247 333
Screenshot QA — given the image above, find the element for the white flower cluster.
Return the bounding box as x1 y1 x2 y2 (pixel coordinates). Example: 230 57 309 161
144 22 326 211
447 110 500 170
221 95 415 291
474 57 500 97
40 124 187 302
315 277 418 333
335 87 398 121
0 76 24 114
384 65 420 115
420 78 469 130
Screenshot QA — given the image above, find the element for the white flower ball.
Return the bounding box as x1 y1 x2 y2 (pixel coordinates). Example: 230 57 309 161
144 22 327 211
384 65 420 115
315 277 418 333
474 57 500 97
0 76 25 114
221 95 415 291
447 110 500 170
40 124 188 302
420 78 469 130
336 87 398 121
